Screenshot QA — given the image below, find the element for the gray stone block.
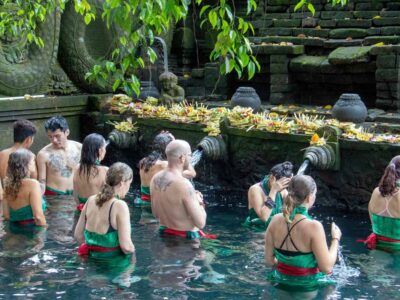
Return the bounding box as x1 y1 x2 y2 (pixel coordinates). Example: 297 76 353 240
376 54 396 68
353 11 381 19
269 63 289 74
292 28 330 38
265 6 288 13
367 28 381 36
273 19 301 28
260 28 292 36
381 26 400 35
321 11 353 19
355 3 384 10
269 92 294 104
324 39 363 48
364 36 400 46
387 3 400 10
263 13 291 20
270 55 290 63
373 17 400 26
336 19 372 28
380 11 400 18
270 83 297 93
302 17 319 28
376 68 400 82
318 19 337 28
270 74 290 85
329 28 367 39
291 12 318 19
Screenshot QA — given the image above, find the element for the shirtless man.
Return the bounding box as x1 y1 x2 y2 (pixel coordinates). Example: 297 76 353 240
0 119 37 200
151 140 215 240
37 116 82 196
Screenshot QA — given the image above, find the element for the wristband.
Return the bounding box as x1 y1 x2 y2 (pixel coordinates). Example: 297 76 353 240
332 237 340 242
264 196 275 209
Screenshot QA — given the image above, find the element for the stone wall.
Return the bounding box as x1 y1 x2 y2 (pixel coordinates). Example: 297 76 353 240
0 95 88 153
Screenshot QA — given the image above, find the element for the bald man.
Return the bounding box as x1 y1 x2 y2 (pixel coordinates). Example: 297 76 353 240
150 140 216 240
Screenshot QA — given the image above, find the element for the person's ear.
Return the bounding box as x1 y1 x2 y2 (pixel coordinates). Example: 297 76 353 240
65 129 70 137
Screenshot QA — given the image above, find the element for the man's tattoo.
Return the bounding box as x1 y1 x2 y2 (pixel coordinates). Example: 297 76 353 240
154 173 172 192
67 148 80 166
48 153 72 178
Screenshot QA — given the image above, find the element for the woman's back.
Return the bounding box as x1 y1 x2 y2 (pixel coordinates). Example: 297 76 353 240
140 160 167 187
84 196 120 235
74 165 108 199
369 187 400 218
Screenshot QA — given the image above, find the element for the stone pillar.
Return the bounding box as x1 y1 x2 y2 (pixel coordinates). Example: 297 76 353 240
372 46 400 110
269 54 296 104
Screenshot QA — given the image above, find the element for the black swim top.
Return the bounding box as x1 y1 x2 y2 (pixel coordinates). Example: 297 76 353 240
85 200 117 233
276 217 312 256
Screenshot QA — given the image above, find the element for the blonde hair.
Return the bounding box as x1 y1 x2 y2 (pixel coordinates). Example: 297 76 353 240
96 162 133 207
283 175 316 223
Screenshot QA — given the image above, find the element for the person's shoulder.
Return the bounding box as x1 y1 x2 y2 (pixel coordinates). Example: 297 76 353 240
37 144 52 156
68 140 82 148
114 199 129 210
22 178 41 188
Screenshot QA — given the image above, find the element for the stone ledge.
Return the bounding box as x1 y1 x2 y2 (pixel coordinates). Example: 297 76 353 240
370 45 400 55
328 46 372 65
251 44 304 55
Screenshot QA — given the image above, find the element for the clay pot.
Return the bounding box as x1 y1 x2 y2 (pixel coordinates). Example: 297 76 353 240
332 93 367 123
231 87 261 112
138 81 160 100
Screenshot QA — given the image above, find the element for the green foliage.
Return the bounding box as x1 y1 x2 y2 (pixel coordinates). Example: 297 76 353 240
294 0 347 15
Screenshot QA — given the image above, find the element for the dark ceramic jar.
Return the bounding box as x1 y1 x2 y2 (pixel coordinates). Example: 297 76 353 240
138 81 160 100
231 87 261 112
332 93 367 123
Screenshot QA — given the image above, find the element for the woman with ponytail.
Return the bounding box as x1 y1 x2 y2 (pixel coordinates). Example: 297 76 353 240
244 161 293 230
137 131 196 205
359 156 400 251
2 149 46 226
74 162 135 257
265 175 341 289
73 133 108 212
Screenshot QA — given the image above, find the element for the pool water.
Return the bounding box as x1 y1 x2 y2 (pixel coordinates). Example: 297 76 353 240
0 184 399 299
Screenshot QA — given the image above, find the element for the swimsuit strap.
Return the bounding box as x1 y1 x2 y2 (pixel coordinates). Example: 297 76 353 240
279 217 307 251
378 195 394 217
107 201 117 233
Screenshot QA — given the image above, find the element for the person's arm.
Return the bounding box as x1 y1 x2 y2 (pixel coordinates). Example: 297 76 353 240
183 163 196 179
150 177 159 219
311 221 342 274
2 194 9 220
368 188 379 223
29 181 46 226
30 155 38 180
36 150 47 194
182 181 207 229
72 167 79 205
116 201 135 254
248 185 272 221
0 180 3 203
74 200 88 244
264 220 278 267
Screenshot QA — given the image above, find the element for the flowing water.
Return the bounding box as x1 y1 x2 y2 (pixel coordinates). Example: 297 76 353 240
191 149 204 167
0 184 398 299
297 159 310 175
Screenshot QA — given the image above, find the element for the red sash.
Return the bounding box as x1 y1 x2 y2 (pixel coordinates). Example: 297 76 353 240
77 243 121 256
14 219 35 225
76 203 85 212
44 189 58 196
357 233 400 249
276 262 320 276
141 194 151 202
161 228 217 239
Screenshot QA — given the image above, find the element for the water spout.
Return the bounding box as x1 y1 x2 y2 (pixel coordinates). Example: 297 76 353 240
108 129 137 149
303 144 336 170
197 136 227 161
154 37 168 72
297 159 310 175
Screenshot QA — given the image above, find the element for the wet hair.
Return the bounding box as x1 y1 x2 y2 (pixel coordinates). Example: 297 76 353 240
379 156 400 197
44 116 69 132
96 162 133 207
139 132 174 172
13 119 37 143
4 149 34 200
269 161 293 180
79 133 106 181
283 175 316 223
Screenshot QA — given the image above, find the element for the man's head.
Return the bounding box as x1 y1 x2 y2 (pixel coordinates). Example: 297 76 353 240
13 119 37 148
165 140 192 170
44 116 70 149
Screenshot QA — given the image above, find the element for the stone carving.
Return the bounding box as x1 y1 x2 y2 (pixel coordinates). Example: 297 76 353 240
159 71 185 105
231 87 261 112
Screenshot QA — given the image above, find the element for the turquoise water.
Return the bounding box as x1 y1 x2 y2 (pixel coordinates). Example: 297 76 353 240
0 184 399 299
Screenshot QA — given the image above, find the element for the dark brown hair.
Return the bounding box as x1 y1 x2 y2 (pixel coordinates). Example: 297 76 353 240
13 119 37 143
283 175 316 223
270 161 293 180
139 132 174 172
96 162 133 207
379 156 400 197
4 149 34 200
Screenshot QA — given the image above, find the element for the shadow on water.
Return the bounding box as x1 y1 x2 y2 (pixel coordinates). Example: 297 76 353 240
0 184 397 298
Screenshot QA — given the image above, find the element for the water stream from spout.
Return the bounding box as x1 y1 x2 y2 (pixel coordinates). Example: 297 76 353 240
296 159 310 175
333 245 360 286
191 149 204 167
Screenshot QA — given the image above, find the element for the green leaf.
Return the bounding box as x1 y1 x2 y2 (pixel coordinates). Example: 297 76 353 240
199 5 210 18
294 0 306 12
208 10 218 28
112 79 121 91
248 61 255 80
84 13 91 25
307 3 316 15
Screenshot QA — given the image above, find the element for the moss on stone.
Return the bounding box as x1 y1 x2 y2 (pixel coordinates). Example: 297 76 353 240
328 46 372 65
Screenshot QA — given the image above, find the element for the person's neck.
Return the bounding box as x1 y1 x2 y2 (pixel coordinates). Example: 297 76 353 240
167 162 184 176
12 143 26 150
